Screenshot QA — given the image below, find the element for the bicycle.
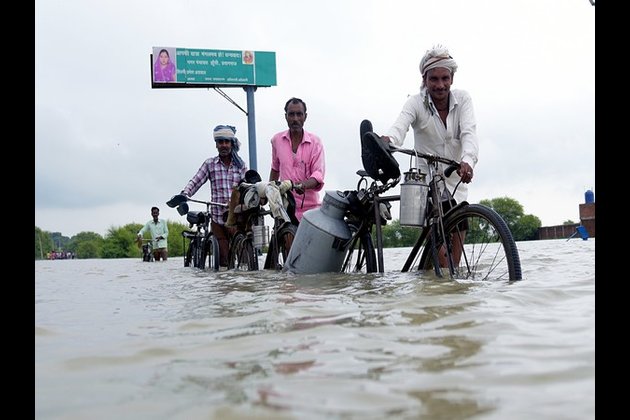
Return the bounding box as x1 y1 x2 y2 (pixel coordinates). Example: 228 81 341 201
166 194 227 271
226 178 298 271
340 120 522 281
138 238 154 262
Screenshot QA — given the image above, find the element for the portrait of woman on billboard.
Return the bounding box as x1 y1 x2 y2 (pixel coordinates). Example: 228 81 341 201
153 47 177 82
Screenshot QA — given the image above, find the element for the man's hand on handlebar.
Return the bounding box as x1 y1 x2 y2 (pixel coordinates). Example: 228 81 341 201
293 182 305 195
457 162 474 183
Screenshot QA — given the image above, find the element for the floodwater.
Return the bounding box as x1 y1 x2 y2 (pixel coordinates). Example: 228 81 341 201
35 238 595 420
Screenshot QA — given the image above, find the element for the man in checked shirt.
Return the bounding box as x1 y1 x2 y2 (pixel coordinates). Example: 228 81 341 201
180 124 248 268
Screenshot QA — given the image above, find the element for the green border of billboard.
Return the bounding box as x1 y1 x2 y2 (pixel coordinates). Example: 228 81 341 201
151 47 276 88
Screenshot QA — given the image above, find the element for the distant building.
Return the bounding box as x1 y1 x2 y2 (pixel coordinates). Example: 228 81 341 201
537 190 595 240
579 202 595 237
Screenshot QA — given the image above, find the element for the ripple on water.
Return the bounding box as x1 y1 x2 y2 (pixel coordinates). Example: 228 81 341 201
35 240 594 419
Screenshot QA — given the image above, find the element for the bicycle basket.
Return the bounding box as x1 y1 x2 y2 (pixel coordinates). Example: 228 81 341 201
361 131 400 183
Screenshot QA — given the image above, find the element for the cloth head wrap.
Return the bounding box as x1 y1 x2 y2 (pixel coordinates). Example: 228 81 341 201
213 124 245 169
419 45 458 77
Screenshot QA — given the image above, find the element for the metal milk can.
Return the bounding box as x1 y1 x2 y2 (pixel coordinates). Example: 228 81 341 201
283 190 352 274
399 168 429 227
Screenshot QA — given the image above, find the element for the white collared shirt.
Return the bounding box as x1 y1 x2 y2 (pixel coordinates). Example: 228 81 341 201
386 88 479 203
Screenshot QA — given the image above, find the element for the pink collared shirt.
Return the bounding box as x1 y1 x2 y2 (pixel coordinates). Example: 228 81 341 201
270 129 325 221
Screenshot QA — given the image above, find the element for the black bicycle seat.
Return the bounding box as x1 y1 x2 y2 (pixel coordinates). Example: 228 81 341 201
359 119 373 140
360 129 400 183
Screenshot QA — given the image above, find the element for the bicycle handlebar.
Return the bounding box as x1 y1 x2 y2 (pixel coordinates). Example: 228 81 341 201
387 144 460 168
166 193 227 209
387 144 461 179
185 197 228 208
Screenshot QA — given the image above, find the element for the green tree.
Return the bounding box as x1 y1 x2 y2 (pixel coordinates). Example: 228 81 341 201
35 227 55 259
76 241 101 259
512 214 542 241
36 219 219 259
479 197 523 231
102 224 142 258
479 197 541 241
50 231 70 251
380 219 421 248
165 220 190 257
69 231 105 259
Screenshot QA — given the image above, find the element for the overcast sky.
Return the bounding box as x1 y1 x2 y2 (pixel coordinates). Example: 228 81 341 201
35 0 595 238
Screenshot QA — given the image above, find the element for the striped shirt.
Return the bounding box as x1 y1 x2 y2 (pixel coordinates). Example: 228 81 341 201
182 156 248 225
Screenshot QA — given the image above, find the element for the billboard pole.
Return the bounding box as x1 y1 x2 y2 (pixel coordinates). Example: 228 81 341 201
245 86 258 171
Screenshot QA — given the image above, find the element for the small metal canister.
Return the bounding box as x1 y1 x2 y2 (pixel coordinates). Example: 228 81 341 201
399 168 429 227
252 225 269 248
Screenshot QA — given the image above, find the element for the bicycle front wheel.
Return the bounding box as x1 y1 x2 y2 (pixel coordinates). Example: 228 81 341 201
184 241 192 267
341 225 377 273
183 232 195 267
418 204 522 281
206 234 220 271
193 236 206 269
264 223 297 270
228 232 258 271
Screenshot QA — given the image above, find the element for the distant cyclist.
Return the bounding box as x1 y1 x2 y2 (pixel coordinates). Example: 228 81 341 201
137 206 169 261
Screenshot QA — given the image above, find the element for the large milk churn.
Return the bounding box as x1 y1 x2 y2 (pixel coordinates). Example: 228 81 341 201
399 168 429 227
284 190 352 274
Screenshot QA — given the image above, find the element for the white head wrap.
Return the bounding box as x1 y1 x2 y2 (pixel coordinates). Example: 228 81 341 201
419 44 458 77
213 124 245 169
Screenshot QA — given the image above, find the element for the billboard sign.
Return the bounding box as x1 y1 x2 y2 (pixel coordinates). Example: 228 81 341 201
151 47 276 87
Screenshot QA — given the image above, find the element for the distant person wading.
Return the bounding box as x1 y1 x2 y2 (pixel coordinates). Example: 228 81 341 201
137 206 169 261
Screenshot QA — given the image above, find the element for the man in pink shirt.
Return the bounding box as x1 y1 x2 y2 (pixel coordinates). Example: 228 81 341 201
269 97 326 222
